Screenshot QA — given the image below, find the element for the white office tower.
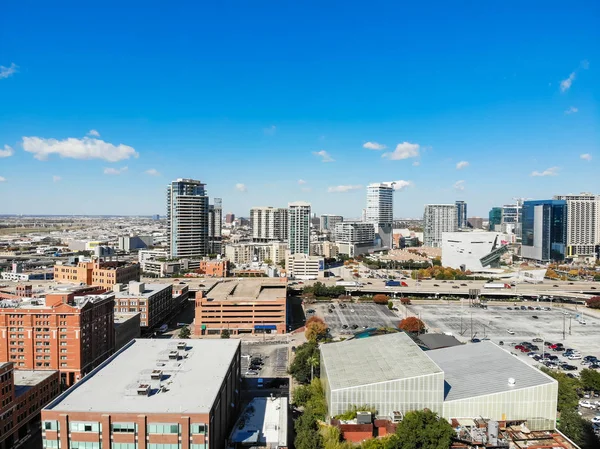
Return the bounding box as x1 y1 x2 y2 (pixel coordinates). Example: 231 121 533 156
250 207 289 242
366 183 394 249
167 178 209 258
288 202 311 255
208 198 223 255
423 204 458 248
334 221 376 257
554 193 600 261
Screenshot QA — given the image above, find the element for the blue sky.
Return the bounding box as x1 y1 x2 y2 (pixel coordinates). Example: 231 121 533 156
0 1 598 218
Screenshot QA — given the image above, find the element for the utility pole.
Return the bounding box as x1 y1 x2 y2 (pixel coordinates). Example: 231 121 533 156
562 314 565 341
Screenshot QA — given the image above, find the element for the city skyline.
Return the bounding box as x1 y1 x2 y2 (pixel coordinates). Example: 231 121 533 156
0 3 598 217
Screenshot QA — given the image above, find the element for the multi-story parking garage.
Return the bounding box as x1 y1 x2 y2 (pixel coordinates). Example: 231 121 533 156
320 333 558 429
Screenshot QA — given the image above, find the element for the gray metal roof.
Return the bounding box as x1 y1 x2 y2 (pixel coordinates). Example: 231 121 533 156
45 338 240 414
418 334 463 350
427 342 556 402
321 333 443 391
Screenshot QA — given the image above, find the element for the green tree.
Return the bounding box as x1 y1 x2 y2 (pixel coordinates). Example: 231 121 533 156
263 258 273 265
178 325 191 339
294 408 323 449
220 329 230 339
558 408 600 449
395 410 454 449
292 384 312 407
579 368 600 392
290 341 321 384
308 354 320 382
540 367 581 411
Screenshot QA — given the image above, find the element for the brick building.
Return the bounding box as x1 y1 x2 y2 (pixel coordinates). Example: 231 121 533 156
194 279 287 335
0 292 116 387
54 261 140 288
196 259 229 277
0 362 60 449
42 339 241 449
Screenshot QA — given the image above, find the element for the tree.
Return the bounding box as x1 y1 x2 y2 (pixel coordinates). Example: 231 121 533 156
305 316 328 342
388 301 393 310
178 325 191 339
220 329 230 339
395 410 454 449
373 294 390 305
263 258 273 265
308 354 320 382
586 296 600 309
580 368 600 392
540 367 581 411
398 317 426 334
290 341 321 384
558 408 600 449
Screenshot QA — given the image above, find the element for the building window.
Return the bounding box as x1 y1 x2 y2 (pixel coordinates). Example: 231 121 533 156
111 423 137 433
43 420 59 431
42 439 60 448
70 443 100 449
70 422 101 432
190 445 206 449
147 423 179 434
147 445 180 449
190 424 206 434
111 444 137 449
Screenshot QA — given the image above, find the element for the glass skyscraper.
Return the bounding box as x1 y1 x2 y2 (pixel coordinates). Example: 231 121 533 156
521 200 567 262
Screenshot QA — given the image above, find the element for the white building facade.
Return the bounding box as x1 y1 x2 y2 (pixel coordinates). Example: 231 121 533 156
554 193 600 261
366 183 394 249
441 231 508 271
250 207 289 242
286 253 325 280
424 204 458 248
288 202 311 255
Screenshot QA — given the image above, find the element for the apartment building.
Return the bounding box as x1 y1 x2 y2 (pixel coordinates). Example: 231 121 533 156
0 362 60 449
423 204 458 248
554 193 600 261
208 198 223 255
288 202 311 255
522 200 567 263
286 253 325 280
366 183 394 249
224 242 288 265
455 200 467 229
250 206 288 242
41 339 241 449
0 292 115 387
196 259 228 277
113 282 178 329
194 279 287 335
320 214 343 235
167 178 210 259
54 261 140 288
335 221 376 256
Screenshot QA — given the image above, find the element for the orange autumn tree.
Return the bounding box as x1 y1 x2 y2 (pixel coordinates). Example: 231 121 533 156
373 294 390 304
398 316 425 333
305 316 328 341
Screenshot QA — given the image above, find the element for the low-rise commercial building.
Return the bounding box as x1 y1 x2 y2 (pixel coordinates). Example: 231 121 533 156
0 292 115 387
321 333 558 429
196 259 228 277
54 261 140 288
41 338 242 449
0 362 60 449
118 235 154 252
286 253 325 280
194 279 287 335
441 231 509 271
113 312 141 351
225 242 288 265
113 282 177 329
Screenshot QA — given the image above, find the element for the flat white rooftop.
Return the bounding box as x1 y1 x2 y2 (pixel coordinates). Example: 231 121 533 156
230 397 288 447
45 338 240 414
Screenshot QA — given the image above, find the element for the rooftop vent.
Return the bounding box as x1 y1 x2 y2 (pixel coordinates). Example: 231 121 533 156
150 369 163 380
356 412 372 425
391 411 404 423
508 377 516 386
168 351 179 360
177 341 187 350
137 384 150 396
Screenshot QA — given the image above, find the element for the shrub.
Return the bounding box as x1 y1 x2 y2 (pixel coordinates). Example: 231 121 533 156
373 294 389 304
398 317 425 333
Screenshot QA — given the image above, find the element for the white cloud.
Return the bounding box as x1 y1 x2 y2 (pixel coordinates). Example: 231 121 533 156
0 176 6 182
531 166 559 177
52 175 61 182
580 153 592 161
313 150 334 162
145 168 160 176
235 183 247 192
454 180 465 191
298 179 307 185
564 106 578 114
412 161 420 166
456 160 469 170
0 145 14 158
560 72 576 92
103 166 128 175
87 129 100 137
0 63 18 80
264 125 276 135
22 135 138 162
382 180 413 191
327 184 363 193
382 142 420 160
363 141 386 150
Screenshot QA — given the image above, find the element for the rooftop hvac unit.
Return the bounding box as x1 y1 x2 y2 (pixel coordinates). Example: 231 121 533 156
168 351 179 360
150 369 163 380
356 412 372 425
177 341 187 350
508 378 516 386
137 384 150 396
391 411 404 423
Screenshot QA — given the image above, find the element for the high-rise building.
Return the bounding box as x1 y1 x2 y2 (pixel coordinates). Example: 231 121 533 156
320 214 343 239
225 212 235 224
335 221 376 257
167 178 209 258
521 200 567 263
423 204 458 248
554 193 600 260
488 207 502 231
501 201 523 238
467 217 484 229
455 200 467 229
288 202 311 255
366 183 394 249
0 291 115 387
208 198 223 254
250 207 289 242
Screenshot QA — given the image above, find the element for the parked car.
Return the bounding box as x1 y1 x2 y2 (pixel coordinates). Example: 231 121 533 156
507 307 513 310
589 364 600 370
533 337 543 342
532 315 539 319
515 345 525 350
569 354 582 360
563 365 578 371
245 370 258 376
579 400 595 409
507 329 515 335
471 338 481 343
591 416 600 424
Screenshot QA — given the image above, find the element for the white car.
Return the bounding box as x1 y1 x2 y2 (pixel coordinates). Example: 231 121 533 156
507 329 515 335
579 400 595 409
591 416 600 424
569 354 582 360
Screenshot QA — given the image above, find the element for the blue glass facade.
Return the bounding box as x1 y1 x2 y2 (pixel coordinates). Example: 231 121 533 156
522 200 567 262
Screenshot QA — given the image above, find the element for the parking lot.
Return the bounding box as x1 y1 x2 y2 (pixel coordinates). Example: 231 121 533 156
241 343 289 378
311 301 400 336
408 302 600 365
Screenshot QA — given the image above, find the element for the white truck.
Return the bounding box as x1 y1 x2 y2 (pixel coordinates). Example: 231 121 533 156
335 281 363 287
484 283 511 289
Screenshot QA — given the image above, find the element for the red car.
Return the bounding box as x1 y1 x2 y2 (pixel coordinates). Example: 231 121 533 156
515 345 525 350
520 347 531 353
550 344 563 349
